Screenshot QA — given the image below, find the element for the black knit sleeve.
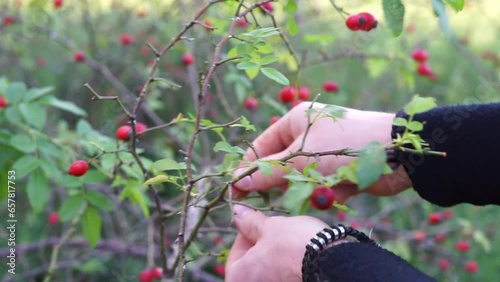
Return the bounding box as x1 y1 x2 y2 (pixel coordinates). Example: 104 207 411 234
392 103 500 207
316 243 436 282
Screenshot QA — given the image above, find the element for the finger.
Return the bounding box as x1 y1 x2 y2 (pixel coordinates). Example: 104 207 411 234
226 233 253 268
233 204 267 243
233 138 304 192
244 115 295 162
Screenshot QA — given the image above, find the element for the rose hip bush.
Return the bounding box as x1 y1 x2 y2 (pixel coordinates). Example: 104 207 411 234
1 0 499 281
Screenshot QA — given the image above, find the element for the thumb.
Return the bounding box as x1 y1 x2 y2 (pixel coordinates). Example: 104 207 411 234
233 204 267 243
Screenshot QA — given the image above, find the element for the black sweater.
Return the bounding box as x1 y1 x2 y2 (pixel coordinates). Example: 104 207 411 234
314 103 500 281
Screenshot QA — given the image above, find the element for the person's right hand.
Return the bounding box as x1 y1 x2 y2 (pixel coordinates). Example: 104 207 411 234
233 102 412 203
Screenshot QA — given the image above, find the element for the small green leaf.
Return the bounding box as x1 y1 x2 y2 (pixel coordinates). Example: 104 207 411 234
356 142 387 189
81 170 107 183
284 183 314 215
392 117 408 127
283 0 298 13
19 102 46 129
82 206 102 248
59 194 85 222
151 158 187 171
259 55 279 65
261 67 290 86
5 82 27 104
144 175 170 185
27 170 50 213
10 134 35 153
257 160 273 176
403 96 437 115
85 190 114 211
12 155 39 178
245 67 260 80
46 96 87 117
444 0 464 12
120 181 150 218
383 0 405 37
337 164 358 184
287 16 299 36
214 141 246 155
303 162 318 176
407 121 423 132
236 61 259 70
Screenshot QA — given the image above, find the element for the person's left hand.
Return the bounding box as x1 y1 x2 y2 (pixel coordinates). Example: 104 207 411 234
226 204 329 282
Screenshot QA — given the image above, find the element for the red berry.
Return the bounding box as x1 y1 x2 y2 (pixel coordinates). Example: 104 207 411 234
323 81 339 93
116 125 132 141
336 211 347 221
182 53 194 66
214 264 225 276
139 269 152 282
68 160 89 177
120 34 133 46
0 95 7 109
203 20 213 32
292 100 303 108
36 57 47 67
417 63 433 76
438 259 450 271
298 86 311 100
357 12 378 31
434 232 447 244
278 86 296 103
310 186 335 210
411 49 429 63
48 212 59 225
442 210 453 220
464 261 478 273
150 267 163 279
428 212 442 225
135 122 148 138
455 240 470 252
236 17 248 28
261 2 273 12
74 51 85 63
269 115 280 125
413 230 426 242
137 10 146 18
345 14 361 31
243 97 258 112
3 16 15 26
54 0 63 8
213 236 223 245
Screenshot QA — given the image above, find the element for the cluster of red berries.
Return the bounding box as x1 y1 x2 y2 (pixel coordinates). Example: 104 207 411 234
116 122 148 141
438 258 479 273
346 13 378 32
411 49 437 80
139 267 163 282
310 186 336 210
427 210 453 225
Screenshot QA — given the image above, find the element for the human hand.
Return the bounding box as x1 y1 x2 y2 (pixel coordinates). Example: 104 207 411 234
233 102 411 203
226 204 329 282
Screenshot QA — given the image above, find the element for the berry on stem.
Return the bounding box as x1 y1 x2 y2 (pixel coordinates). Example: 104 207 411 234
310 186 335 210
411 49 429 63
214 264 225 276
261 2 273 12
54 0 63 8
213 236 223 245
244 97 258 112
428 212 442 225
203 20 213 32
417 63 433 76
413 230 426 242
357 12 378 31
278 86 295 103
269 115 280 125
323 81 339 93
74 51 85 63
438 259 450 271
434 232 447 244
139 269 152 282
116 125 132 141
120 34 133 46
346 14 361 31
150 267 163 279
455 240 470 252
464 261 478 273
68 160 89 177
236 17 248 28
0 95 7 109
3 16 15 26
182 53 194 66
135 122 148 138
48 212 59 225
298 86 311 100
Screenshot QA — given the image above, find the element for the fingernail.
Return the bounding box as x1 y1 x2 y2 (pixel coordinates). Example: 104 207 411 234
233 168 252 191
233 204 252 219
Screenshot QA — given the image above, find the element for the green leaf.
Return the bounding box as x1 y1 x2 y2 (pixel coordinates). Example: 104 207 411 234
383 0 405 37
283 0 298 13
356 142 387 189
236 61 259 70
392 117 408 127
5 107 22 124
12 155 39 178
144 175 172 185
287 16 299 36
261 67 290 86
25 86 54 101
213 141 246 155
284 183 314 215
59 194 85 222
120 180 150 218
46 96 87 117
444 0 464 12
407 121 423 132
303 34 334 44
82 206 102 248
403 96 437 115
255 40 273 54
245 67 260 80
5 82 27 104
473 230 491 252
9 134 35 153
19 103 46 129
151 158 187 171
85 190 114 211
27 170 50 213
257 160 273 176
303 162 318 176
259 55 279 66
337 164 358 184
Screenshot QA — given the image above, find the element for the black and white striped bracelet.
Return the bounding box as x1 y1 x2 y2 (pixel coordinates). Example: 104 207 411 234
301 224 380 282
